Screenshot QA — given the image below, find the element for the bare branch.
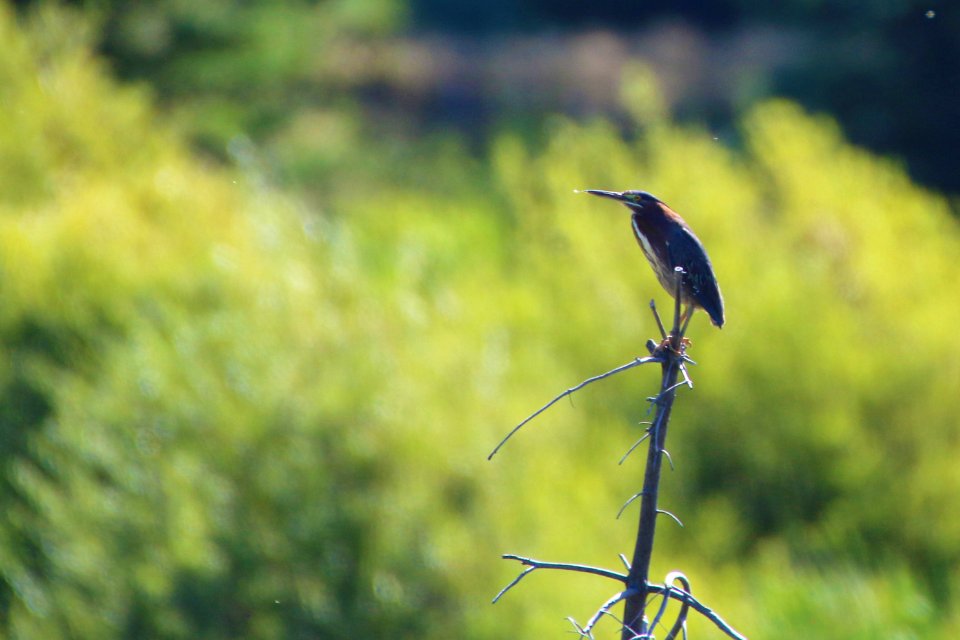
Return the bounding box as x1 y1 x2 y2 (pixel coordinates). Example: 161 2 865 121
493 555 627 605
646 582 748 640
490 566 535 604
488 356 662 459
567 616 588 638
581 589 637 636
647 585 674 637
622 288 687 636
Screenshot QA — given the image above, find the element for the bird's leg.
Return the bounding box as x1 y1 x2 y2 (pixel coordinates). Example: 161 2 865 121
658 306 694 355
679 305 695 340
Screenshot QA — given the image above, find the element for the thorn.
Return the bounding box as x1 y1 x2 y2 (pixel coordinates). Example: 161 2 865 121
619 430 651 465
661 448 675 471
657 509 684 528
617 492 647 519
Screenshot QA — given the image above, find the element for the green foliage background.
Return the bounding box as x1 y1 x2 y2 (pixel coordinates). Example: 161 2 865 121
1 3 959 638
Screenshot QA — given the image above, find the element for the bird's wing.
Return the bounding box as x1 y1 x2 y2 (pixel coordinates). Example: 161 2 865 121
667 228 712 296
668 226 724 326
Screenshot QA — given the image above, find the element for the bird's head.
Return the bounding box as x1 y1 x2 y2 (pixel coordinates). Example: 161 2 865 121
583 189 661 211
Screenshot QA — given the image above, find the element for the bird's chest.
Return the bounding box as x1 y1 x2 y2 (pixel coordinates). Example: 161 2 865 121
631 215 677 291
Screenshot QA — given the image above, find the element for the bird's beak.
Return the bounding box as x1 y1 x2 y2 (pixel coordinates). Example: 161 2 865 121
583 189 627 202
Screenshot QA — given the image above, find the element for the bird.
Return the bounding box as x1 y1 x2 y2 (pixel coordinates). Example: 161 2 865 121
583 189 724 331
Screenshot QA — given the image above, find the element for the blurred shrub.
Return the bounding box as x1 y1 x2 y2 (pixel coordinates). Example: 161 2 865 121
0 6 456 638
90 0 404 157
2 4 960 639
485 86 960 635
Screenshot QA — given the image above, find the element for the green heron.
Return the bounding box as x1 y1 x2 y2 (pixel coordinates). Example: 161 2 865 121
584 189 724 331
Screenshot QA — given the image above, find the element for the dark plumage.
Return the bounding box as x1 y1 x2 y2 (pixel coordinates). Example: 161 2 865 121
584 189 725 328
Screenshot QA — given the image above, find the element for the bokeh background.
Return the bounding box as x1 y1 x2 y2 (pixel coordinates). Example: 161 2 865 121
1 1 959 638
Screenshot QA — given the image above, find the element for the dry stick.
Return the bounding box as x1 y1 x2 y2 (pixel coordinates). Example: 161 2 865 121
621 268 687 639
488 355 662 460
620 355 680 637
492 555 627 604
576 589 635 636
492 267 748 639
495 554 747 640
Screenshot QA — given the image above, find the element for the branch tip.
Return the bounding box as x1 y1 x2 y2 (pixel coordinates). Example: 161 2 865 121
488 356 661 458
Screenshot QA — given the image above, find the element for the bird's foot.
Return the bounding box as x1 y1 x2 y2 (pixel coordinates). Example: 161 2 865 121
654 335 691 356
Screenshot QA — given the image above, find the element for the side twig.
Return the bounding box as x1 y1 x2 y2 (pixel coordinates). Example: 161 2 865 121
494 554 745 640
659 572 692 640
574 589 636 637
488 355 662 459
492 555 627 604
646 581 745 640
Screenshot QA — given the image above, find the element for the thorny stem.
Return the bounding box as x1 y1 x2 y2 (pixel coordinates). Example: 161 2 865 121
621 268 688 638
621 344 682 637
495 555 747 640
492 267 747 639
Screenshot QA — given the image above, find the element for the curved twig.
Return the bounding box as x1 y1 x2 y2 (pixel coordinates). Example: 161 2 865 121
656 509 684 528
581 589 637 636
646 582 747 640
662 572 692 640
488 356 662 459
494 555 747 639
648 584 674 637
661 448 675 471
619 425 653 465
617 491 646 519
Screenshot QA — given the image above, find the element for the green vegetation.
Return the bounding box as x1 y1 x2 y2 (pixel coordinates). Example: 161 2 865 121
96 0 404 157
0 4 959 638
